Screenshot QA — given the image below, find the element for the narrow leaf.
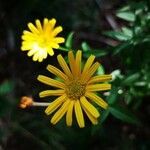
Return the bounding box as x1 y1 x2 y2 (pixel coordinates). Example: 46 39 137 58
81 42 91 52
116 11 136 22
65 32 74 49
122 73 140 85
83 49 108 58
122 27 133 37
109 105 140 124
97 65 105 75
104 31 131 41
107 88 119 105
100 109 109 123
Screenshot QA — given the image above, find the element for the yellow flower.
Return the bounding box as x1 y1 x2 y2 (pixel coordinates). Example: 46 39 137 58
37 50 112 127
21 18 65 62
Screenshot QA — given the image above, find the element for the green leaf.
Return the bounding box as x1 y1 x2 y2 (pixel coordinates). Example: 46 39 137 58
104 31 131 41
81 42 91 52
81 42 108 57
122 73 140 85
112 41 131 55
134 26 142 35
65 32 74 49
118 6 130 12
116 11 136 22
0 81 14 95
134 81 146 87
83 49 108 58
100 109 109 123
107 88 119 105
109 105 140 124
124 93 132 105
122 27 133 37
97 65 105 75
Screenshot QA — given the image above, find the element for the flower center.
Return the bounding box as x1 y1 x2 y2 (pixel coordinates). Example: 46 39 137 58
38 37 48 48
65 80 86 100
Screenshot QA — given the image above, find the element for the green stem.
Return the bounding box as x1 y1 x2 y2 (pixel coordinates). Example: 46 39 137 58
58 46 69 52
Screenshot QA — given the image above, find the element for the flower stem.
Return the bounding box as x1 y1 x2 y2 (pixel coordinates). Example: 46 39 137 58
32 102 50 107
58 46 69 52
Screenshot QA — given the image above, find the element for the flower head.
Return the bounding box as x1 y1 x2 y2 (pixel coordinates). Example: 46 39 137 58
37 50 112 127
21 18 65 62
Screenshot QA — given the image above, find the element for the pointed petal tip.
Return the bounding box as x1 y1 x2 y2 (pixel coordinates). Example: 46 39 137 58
79 124 85 128
45 109 49 115
37 75 42 81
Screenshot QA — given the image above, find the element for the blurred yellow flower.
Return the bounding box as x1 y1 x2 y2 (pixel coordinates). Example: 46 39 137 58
37 50 112 127
21 18 65 62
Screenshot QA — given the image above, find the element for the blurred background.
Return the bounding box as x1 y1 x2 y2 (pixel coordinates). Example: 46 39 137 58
0 0 150 149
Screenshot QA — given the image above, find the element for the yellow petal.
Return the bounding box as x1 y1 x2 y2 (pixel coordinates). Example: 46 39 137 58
81 62 100 82
57 54 73 78
49 42 59 49
43 18 49 30
66 100 74 126
47 65 68 81
21 35 35 41
28 23 39 34
68 51 76 76
44 22 51 36
75 50 82 76
45 94 66 115
49 18 56 29
27 49 37 56
22 31 38 40
37 75 65 89
51 100 70 125
21 46 29 51
35 19 43 32
38 56 44 62
82 105 98 125
42 51 48 59
81 55 95 75
47 48 54 56
80 96 100 118
88 75 112 84
74 100 85 128
85 92 108 109
32 52 40 61
23 30 34 36
52 26 63 36
53 37 65 43
39 89 64 98
86 84 111 92
21 41 34 50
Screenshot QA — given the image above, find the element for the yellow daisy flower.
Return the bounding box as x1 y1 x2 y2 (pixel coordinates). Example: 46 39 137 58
21 18 65 62
37 50 112 127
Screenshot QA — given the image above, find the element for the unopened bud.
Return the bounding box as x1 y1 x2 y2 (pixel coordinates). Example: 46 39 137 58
19 96 33 109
